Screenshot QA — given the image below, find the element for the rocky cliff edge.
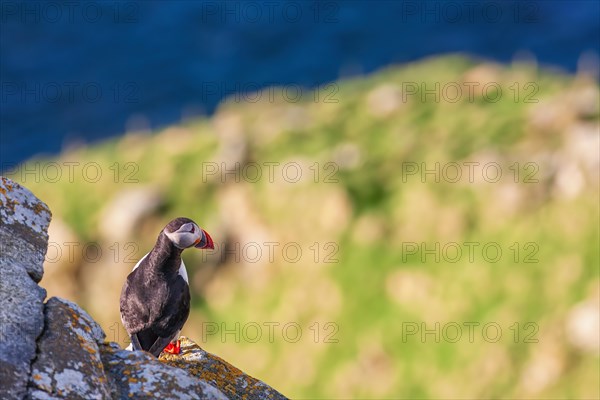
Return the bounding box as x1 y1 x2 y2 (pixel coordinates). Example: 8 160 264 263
0 177 287 400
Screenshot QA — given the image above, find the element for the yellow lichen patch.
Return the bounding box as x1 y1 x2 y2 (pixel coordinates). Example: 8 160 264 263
81 342 97 354
159 336 280 398
4 197 19 212
32 202 48 215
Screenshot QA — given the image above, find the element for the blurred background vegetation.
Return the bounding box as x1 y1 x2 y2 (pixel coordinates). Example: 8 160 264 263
8 55 600 399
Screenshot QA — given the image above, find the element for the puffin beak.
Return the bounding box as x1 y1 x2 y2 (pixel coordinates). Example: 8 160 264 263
194 229 214 249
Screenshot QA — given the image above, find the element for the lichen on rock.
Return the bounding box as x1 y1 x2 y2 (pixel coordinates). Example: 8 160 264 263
160 337 287 400
0 176 51 282
27 297 111 400
101 342 228 400
0 178 50 400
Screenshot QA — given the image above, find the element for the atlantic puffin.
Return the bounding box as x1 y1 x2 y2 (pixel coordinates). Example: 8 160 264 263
119 217 214 357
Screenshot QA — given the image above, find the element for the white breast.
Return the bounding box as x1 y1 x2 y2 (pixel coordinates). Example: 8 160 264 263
132 252 188 283
132 253 148 271
178 260 189 283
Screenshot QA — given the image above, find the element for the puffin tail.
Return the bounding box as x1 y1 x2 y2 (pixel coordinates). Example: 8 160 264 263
147 336 175 358
130 329 174 358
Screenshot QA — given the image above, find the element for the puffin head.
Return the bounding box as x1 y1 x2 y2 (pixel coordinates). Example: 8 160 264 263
163 217 214 250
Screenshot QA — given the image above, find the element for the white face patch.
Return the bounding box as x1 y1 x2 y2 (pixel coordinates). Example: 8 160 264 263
164 222 202 249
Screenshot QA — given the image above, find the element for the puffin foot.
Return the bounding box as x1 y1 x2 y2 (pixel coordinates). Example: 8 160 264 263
163 340 181 354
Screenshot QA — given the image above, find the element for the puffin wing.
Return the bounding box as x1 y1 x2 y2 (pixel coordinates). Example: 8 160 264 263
121 271 190 356
129 281 189 357
120 255 190 357
119 253 150 334
119 276 143 335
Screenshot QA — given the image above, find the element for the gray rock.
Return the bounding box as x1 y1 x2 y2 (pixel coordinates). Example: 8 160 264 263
100 342 228 400
0 177 50 400
0 263 47 400
27 297 110 399
0 177 52 283
160 336 288 400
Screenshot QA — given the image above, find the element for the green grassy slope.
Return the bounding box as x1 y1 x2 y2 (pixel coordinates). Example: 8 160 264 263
10 55 599 399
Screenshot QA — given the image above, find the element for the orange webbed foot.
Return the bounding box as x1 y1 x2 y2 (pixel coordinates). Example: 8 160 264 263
163 340 181 354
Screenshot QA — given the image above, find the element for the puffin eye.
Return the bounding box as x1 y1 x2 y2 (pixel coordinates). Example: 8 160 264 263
188 225 196 234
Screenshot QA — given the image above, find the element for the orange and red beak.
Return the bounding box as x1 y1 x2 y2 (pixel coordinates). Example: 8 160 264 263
194 229 214 249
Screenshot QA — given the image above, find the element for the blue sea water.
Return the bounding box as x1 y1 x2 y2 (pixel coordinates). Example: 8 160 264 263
1 0 598 168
